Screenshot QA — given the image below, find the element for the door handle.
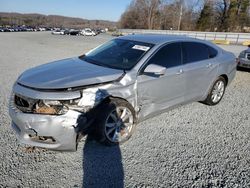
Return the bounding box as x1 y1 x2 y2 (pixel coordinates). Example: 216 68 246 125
206 63 212 68
176 69 184 75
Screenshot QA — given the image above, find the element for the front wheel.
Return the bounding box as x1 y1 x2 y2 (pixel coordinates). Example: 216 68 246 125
93 99 136 146
203 76 226 105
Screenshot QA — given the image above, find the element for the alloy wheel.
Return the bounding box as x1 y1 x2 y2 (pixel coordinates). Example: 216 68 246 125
104 106 134 143
211 80 225 103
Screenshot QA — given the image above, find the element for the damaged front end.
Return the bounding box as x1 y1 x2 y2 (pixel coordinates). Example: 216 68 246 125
9 83 109 151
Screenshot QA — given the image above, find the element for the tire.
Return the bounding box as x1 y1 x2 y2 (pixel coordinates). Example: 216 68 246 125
93 98 136 146
203 76 226 106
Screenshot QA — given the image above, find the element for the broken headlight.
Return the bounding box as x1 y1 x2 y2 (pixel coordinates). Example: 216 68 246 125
34 97 95 115
34 100 68 115
14 88 108 115
63 89 107 113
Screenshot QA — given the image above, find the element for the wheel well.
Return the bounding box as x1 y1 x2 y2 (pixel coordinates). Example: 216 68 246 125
108 96 134 108
98 96 135 110
96 96 138 122
220 74 228 86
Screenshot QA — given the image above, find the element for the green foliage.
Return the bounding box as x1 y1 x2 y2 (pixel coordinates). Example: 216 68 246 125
221 0 250 31
119 0 250 32
196 2 214 31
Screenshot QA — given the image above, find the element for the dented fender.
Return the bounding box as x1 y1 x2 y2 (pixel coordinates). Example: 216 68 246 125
77 73 138 115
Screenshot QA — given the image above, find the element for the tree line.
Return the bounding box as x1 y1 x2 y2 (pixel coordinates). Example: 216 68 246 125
0 12 116 29
119 0 250 32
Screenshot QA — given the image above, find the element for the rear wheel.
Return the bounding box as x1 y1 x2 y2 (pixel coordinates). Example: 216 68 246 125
93 99 136 146
203 76 226 105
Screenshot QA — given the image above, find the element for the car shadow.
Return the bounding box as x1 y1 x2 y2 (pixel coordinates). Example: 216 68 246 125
237 67 250 73
82 135 124 188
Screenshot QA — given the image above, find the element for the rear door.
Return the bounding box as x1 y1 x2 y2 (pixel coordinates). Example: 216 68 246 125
182 42 218 101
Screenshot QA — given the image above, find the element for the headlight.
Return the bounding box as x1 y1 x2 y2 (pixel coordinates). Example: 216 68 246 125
20 88 108 115
65 88 107 113
34 100 68 115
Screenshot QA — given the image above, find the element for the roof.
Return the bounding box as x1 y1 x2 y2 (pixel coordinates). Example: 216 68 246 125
119 34 190 45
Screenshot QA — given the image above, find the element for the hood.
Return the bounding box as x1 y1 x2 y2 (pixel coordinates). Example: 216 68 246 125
18 57 124 89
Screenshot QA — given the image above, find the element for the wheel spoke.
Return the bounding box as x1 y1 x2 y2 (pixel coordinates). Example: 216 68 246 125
122 113 130 122
219 81 224 89
117 132 122 141
219 86 224 93
211 95 215 101
106 123 116 128
120 108 127 119
112 130 120 141
215 83 219 90
124 122 133 127
214 95 218 102
110 112 118 122
106 126 116 135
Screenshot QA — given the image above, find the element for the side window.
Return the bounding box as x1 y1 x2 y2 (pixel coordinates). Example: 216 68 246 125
182 42 209 64
208 46 218 58
147 42 182 68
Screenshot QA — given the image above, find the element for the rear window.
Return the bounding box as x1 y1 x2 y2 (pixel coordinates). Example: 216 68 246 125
182 42 209 64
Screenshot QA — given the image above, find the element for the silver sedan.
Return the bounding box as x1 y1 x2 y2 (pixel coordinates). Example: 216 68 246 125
9 34 236 151
237 48 250 69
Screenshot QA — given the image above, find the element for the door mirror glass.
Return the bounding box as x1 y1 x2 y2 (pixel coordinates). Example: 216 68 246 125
143 64 166 76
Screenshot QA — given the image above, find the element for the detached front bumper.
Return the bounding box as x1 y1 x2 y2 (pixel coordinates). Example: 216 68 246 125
9 104 85 151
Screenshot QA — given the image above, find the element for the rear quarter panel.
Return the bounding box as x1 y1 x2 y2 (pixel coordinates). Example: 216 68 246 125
217 50 236 85
201 49 236 100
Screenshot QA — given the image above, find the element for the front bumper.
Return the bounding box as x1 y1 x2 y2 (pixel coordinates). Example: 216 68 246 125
9 102 85 151
238 58 250 69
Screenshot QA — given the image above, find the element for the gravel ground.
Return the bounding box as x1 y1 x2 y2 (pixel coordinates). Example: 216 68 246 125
0 32 249 188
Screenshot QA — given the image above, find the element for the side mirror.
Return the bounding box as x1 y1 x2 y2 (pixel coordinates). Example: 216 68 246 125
143 64 166 76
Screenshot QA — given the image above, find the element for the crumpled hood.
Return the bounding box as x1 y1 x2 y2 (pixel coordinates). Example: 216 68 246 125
18 57 124 89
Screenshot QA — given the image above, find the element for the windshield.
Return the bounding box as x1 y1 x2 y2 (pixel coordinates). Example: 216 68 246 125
80 39 154 70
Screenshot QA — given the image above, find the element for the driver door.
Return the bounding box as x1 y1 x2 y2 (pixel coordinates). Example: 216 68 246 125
137 42 186 119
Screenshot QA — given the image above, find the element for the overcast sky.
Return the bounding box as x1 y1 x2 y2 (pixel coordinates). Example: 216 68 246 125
0 0 132 21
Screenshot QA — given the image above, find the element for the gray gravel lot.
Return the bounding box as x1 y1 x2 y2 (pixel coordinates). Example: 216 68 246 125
0 32 249 187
